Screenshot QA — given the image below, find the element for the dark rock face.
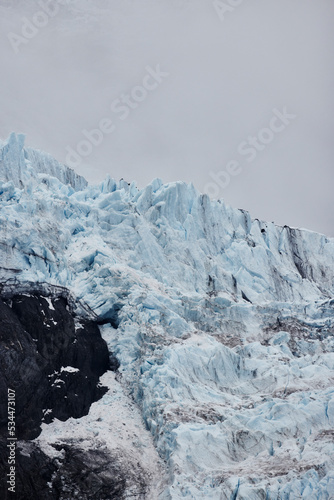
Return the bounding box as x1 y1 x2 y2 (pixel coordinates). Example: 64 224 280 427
0 440 58 500
0 292 111 440
0 288 123 499
0 440 134 500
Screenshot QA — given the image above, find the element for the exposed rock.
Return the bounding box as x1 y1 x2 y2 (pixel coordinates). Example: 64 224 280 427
0 290 112 440
0 287 121 499
0 440 134 500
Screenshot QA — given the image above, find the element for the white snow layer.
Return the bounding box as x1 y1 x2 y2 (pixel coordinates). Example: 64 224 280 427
1 133 334 499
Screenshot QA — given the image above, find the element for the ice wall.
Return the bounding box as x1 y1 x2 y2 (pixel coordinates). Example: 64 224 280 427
1 135 334 498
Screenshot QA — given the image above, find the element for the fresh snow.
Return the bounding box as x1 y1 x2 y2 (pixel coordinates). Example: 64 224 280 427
36 371 167 499
60 366 79 373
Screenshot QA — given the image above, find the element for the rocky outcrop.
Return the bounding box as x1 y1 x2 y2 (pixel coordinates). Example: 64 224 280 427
0 286 118 499
0 440 132 500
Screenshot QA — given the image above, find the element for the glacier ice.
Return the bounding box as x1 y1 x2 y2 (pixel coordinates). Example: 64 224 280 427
0 132 87 192
1 133 334 498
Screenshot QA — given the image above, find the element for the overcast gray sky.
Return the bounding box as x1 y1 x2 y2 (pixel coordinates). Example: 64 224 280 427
0 0 333 236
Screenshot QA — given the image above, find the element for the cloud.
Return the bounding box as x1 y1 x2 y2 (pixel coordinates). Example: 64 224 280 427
0 0 333 235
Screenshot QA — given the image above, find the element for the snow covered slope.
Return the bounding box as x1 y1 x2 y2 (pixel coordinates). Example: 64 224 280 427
1 133 334 498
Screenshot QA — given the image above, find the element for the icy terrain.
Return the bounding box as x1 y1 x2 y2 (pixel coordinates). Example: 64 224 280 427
0 132 87 191
1 133 334 499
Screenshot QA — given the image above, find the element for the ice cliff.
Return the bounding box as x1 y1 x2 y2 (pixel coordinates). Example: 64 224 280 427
0 132 87 192
1 133 334 499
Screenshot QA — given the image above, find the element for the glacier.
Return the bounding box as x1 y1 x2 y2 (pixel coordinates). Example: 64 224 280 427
1 133 334 499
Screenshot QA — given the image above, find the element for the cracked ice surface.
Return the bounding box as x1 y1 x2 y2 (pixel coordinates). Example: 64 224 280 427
1 134 334 498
